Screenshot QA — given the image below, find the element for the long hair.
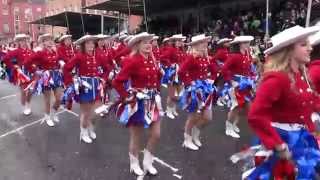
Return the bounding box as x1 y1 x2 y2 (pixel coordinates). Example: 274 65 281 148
263 45 315 92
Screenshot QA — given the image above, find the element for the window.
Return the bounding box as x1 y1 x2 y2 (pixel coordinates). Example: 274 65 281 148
2 0 7 5
37 7 42 12
3 23 9 33
14 7 19 12
2 8 8 15
15 15 20 21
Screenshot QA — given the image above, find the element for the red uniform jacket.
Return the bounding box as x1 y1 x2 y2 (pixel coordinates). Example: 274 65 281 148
248 71 319 150
160 46 186 67
25 48 60 71
3 47 34 70
178 55 219 86
214 47 229 62
309 60 320 93
112 53 162 98
63 52 111 86
57 43 75 63
221 52 253 81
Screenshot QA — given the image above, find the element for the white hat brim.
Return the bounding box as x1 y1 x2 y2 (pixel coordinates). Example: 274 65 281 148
59 35 72 42
188 36 211 46
38 34 53 42
230 36 254 44
217 38 232 45
14 34 30 41
265 27 319 55
75 35 98 45
128 34 154 48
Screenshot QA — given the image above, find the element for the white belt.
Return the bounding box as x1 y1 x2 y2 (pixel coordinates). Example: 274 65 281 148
271 122 304 131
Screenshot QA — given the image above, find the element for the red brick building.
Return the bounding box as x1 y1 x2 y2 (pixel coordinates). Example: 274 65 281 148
0 0 46 42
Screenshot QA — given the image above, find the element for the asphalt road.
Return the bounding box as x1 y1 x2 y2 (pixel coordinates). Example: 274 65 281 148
0 80 253 180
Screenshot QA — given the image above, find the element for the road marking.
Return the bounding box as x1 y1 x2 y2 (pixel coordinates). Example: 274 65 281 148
0 94 17 101
173 174 183 179
0 110 66 140
153 156 179 172
62 108 79 117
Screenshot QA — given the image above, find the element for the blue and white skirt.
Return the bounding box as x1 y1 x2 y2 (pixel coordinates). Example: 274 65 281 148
179 79 217 113
78 77 100 103
235 123 320 180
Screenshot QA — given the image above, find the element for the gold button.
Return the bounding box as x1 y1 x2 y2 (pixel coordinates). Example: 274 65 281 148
300 115 304 119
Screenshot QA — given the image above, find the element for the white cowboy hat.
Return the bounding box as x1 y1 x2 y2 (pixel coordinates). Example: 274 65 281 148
188 34 211 46
230 36 254 45
14 34 30 41
119 34 128 41
38 33 53 42
162 37 170 43
124 35 133 43
217 38 233 45
58 34 72 42
170 34 186 41
128 32 154 48
309 26 320 46
95 34 110 40
265 25 320 55
152 36 159 41
75 35 98 45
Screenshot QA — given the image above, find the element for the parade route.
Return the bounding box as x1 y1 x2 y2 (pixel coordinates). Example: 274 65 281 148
0 80 253 180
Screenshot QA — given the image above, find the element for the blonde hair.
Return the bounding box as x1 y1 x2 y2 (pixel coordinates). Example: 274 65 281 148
263 45 315 92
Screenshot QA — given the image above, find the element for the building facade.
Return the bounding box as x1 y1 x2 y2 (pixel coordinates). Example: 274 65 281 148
0 0 46 42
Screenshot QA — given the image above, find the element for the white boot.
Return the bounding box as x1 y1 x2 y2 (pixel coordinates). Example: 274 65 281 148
172 105 179 116
143 149 158 175
166 107 175 119
88 124 97 140
182 133 199 151
80 127 92 144
129 153 144 176
23 103 31 115
44 114 55 127
192 127 202 147
51 109 60 123
225 121 240 138
233 122 240 133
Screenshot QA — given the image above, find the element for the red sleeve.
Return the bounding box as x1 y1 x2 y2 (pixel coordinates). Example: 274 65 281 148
98 55 113 81
248 72 288 150
178 56 194 86
160 48 173 66
112 58 136 98
209 57 219 80
63 53 80 86
3 49 18 69
113 47 131 65
57 46 69 62
221 55 237 81
24 51 42 72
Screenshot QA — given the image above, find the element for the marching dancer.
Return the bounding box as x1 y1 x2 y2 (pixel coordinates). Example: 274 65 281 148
3 34 33 115
221 35 255 138
63 35 111 143
113 32 162 176
57 34 75 88
214 38 232 65
239 25 320 179
178 34 218 151
25 33 64 127
160 34 186 119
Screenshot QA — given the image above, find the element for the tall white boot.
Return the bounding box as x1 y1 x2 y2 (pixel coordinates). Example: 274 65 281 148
129 153 144 176
233 122 240 133
88 124 97 140
80 127 92 144
143 149 158 175
172 104 179 116
166 107 175 119
225 121 240 138
23 103 32 115
182 133 199 151
43 113 55 127
51 109 60 123
192 127 202 147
